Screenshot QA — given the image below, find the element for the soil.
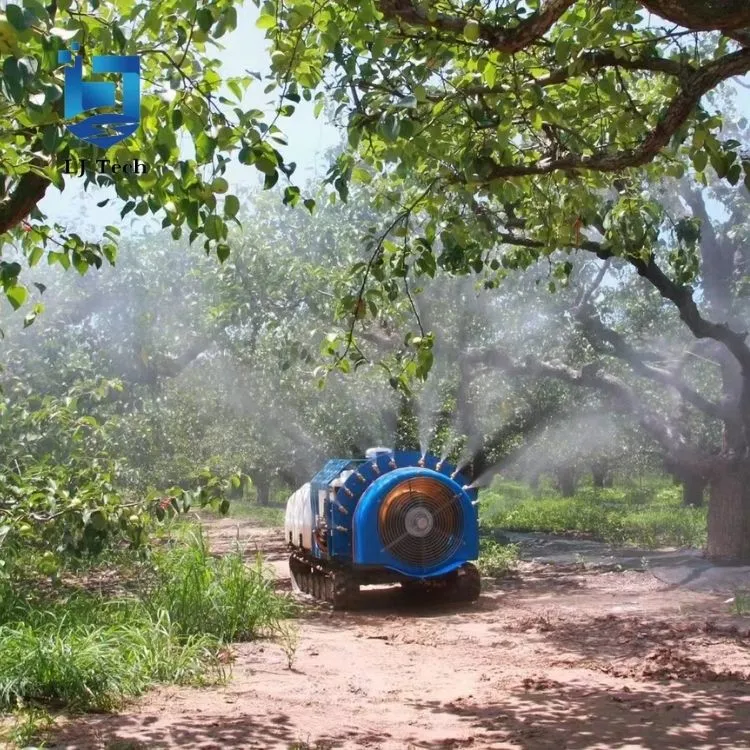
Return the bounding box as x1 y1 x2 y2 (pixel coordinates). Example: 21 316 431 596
49 517 750 750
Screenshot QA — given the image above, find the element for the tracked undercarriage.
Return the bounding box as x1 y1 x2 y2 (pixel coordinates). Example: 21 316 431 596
289 548 481 610
289 549 359 609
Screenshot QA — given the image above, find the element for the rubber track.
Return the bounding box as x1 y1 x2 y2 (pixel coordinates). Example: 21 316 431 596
289 549 358 610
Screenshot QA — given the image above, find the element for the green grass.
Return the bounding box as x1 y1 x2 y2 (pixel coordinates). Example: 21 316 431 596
227 500 286 527
0 528 290 714
479 480 707 549
731 590 750 616
477 539 519 578
142 529 291 641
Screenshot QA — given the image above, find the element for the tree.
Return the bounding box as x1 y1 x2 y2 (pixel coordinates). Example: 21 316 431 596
0 0 298 312
2 184 409 513
263 1 750 560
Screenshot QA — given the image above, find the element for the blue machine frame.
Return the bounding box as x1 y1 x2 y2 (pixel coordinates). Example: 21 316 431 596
307 449 479 579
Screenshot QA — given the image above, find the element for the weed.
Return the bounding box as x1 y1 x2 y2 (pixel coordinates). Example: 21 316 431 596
477 540 519 578
731 590 750 616
2 706 54 748
0 529 289 713
141 530 291 641
480 480 707 549
275 622 300 670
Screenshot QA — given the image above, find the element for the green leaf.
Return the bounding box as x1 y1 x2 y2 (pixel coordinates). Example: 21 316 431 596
555 40 572 66
352 166 372 184
196 7 213 32
6 285 28 310
26 242 43 265
264 171 279 189
283 186 300 206
217 243 230 263
6 4 29 30
463 19 480 41
256 14 276 30
727 163 742 186
224 194 240 218
204 215 225 240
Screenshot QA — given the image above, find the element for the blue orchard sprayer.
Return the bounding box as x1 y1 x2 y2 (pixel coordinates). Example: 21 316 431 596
284 447 481 609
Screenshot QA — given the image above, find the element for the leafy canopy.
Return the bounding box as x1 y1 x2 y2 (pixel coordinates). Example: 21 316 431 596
259 0 750 360
0 0 301 312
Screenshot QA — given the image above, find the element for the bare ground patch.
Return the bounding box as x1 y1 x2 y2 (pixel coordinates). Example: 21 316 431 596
48 518 750 750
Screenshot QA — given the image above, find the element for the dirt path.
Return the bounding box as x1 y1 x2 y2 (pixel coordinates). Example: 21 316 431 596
52 518 750 750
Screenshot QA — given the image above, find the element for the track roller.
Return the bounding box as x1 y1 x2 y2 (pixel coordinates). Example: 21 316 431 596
449 562 481 602
289 550 359 608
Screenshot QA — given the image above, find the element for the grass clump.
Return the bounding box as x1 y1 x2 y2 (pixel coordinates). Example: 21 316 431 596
477 539 519 578
143 530 291 641
731 590 750 616
0 528 289 714
480 479 707 549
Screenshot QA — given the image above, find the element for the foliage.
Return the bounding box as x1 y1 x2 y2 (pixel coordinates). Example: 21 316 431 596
0 705 54 749
261 2 750 560
731 590 750 617
263 1 750 326
0 375 143 562
481 479 707 548
141 529 291 642
0 529 290 712
0 0 299 310
0 374 237 568
477 539 518 578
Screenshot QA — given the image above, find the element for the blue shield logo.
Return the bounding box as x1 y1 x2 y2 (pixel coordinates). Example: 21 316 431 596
58 43 140 148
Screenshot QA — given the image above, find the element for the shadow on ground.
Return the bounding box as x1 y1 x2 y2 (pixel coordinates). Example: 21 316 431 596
406 679 750 750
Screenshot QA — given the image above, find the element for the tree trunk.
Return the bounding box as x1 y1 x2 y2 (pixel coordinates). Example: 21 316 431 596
555 467 578 497
529 471 540 492
706 461 750 562
254 476 271 506
682 474 707 507
591 460 613 489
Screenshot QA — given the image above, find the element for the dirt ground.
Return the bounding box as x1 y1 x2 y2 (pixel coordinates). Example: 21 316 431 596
50 518 750 750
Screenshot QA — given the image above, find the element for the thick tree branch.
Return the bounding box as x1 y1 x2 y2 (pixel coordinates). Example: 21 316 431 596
496 229 750 375
461 47 750 181
681 184 734 316
639 0 750 35
577 259 611 308
0 171 50 235
575 303 731 422
624 254 750 374
534 50 693 87
377 0 575 53
465 346 714 475
468 398 560 483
